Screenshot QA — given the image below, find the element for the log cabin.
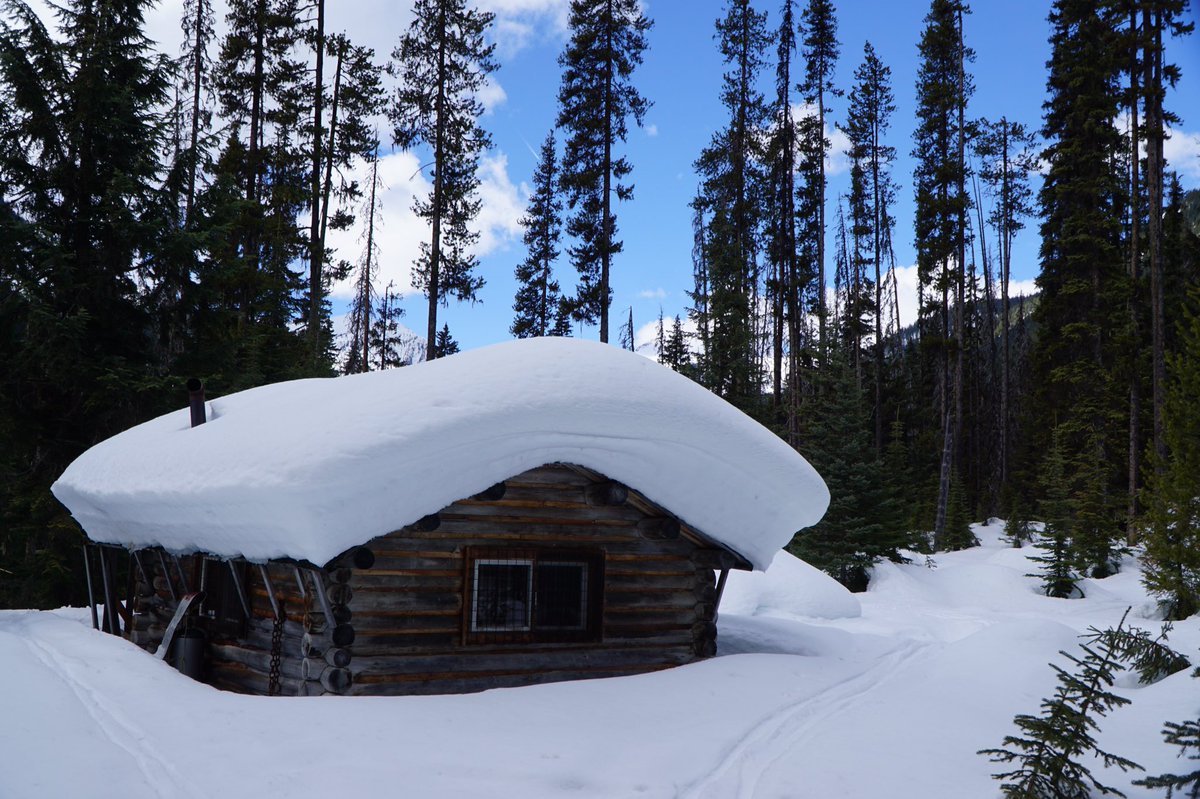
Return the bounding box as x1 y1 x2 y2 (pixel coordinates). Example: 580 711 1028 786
53 338 829 696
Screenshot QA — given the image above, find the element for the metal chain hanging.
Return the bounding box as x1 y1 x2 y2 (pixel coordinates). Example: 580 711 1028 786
268 601 284 696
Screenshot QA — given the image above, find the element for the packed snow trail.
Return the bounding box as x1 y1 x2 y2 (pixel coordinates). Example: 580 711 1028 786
682 640 930 799
18 624 203 799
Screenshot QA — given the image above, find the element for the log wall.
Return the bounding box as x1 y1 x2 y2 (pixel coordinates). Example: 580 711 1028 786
339 463 724 696
127 462 737 697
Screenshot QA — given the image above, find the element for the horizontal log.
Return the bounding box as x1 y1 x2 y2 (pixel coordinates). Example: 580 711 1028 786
208 661 302 697
208 642 303 680
350 657 686 691
348 631 693 658
409 514 441 532
691 549 739 570
349 613 462 633
366 556 464 572
502 466 591 487
301 657 325 681
349 573 460 591
348 643 697 678
638 517 681 540
471 482 507 501
344 589 462 612
442 502 642 524
331 624 355 647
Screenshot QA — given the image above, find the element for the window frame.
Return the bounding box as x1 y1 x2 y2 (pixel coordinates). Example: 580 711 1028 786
463 547 604 645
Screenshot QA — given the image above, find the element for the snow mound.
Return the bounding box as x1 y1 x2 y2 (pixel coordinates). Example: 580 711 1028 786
720 550 862 619
52 338 829 569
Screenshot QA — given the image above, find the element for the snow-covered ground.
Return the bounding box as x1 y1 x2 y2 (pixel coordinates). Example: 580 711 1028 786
2 521 1196 798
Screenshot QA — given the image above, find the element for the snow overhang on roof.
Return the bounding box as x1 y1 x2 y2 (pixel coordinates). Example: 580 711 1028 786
52 338 829 571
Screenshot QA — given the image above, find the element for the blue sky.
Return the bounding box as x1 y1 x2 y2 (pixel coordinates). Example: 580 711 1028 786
125 0 1200 352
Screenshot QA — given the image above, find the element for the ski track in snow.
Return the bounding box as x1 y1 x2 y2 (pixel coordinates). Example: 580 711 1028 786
681 640 930 799
18 628 203 799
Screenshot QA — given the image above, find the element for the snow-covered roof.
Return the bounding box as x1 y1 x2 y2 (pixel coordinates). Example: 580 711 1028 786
52 338 829 570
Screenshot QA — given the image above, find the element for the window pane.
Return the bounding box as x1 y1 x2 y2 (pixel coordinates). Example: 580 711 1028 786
472 562 532 631
535 562 587 630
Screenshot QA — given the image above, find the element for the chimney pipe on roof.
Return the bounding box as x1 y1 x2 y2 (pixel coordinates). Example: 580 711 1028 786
187 378 206 427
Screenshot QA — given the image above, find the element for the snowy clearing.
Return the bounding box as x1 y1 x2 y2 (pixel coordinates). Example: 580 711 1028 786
2 521 1197 799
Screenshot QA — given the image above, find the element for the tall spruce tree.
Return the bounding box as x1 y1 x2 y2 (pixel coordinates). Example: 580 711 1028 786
1030 0 1128 507
789 353 906 591
390 0 495 361
512 132 568 339
694 0 772 408
1141 287 1200 620
913 0 973 550
0 0 172 605
798 0 839 359
555 0 652 342
843 41 896 453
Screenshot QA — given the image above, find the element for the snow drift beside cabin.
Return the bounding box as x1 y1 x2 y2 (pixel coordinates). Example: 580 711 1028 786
52 338 829 569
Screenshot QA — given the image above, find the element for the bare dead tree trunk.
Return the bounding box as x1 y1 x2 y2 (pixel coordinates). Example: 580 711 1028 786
307 0 326 362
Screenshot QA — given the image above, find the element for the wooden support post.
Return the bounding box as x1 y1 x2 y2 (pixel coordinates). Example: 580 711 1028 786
157 550 177 601
227 560 252 619
714 568 730 621
98 546 120 636
308 569 337 631
293 566 307 598
82 546 99 631
172 554 189 593
259 564 281 620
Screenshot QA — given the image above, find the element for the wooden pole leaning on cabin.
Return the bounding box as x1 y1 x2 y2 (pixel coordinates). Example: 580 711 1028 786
227 560 252 620
97 545 119 636
156 550 178 601
82 545 99 631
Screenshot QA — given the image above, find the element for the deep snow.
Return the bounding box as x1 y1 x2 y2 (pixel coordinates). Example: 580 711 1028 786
52 338 828 569
2 521 1197 798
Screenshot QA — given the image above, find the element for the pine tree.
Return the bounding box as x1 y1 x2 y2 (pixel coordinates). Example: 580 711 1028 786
979 611 1144 798
1141 287 1200 620
555 0 652 342
662 315 690 372
1030 0 1128 499
1031 429 1081 599
390 0 496 360
798 0 839 358
974 117 1036 494
345 145 383 375
512 132 567 339
790 353 907 591
619 307 635 351
369 281 408 370
843 41 896 450
0 0 172 605
693 0 772 408
433 323 459 358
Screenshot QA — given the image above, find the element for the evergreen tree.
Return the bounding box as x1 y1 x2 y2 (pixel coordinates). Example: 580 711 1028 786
979 612 1144 798
1141 288 1200 620
913 0 973 550
0 0 175 605
390 0 496 360
974 116 1036 494
345 145 382 375
662 315 691 372
1136 710 1200 798
433 323 459 358
1030 0 1127 497
789 354 907 591
369 281 408 370
693 0 772 408
1031 429 1081 599
843 41 896 451
512 132 567 339
798 0 839 357
618 307 635 351
555 0 652 342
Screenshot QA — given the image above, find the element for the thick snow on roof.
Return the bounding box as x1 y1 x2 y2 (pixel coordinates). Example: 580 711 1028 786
52 338 828 569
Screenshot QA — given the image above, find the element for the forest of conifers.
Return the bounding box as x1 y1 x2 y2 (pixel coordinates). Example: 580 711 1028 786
1 0 1198 616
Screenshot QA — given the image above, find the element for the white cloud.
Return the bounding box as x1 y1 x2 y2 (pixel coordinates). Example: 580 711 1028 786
1164 128 1200 180
880 264 1038 334
326 148 526 301
645 123 659 138
638 288 667 299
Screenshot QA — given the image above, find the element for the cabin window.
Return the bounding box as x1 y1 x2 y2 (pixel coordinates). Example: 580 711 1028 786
465 549 602 643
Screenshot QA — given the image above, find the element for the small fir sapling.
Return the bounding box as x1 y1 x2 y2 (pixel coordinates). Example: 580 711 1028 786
1003 505 1034 548
1136 717 1200 798
1030 429 1082 598
979 609 1144 798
